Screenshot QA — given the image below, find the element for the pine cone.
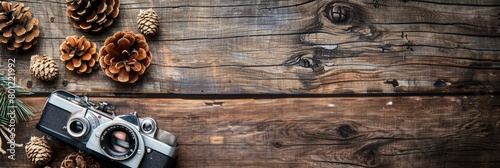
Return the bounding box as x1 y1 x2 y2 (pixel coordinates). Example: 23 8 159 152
25 136 52 166
30 55 59 81
60 35 99 74
61 152 100 168
0 2 40 50
66 0 120 32
99 30 152 83
137 8 159 36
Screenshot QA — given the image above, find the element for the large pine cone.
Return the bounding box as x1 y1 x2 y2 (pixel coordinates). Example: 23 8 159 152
30 55 59 81
60 35 99 74
25 136 52 166
99 30 152 83
61 152 100 168
66 0 120 32
137 8 159 36
0 2 40 50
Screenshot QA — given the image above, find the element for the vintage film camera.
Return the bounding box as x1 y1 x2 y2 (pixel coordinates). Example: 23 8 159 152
36 90 178 168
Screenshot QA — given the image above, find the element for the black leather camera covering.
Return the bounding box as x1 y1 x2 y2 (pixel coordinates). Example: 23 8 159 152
140 148 175 168
37 103 95 151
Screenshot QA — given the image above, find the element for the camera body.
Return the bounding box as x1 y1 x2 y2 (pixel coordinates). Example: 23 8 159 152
36 90 178 168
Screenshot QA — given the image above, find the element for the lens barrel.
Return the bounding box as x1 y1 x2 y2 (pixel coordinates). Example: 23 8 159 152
99 124 138 160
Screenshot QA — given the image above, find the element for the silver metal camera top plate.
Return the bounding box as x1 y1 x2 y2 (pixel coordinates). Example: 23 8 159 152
48 93 87 114
142 133 178 157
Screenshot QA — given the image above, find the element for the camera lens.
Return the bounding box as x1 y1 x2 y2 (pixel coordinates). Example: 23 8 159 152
100 125 138 160
67 118 89 138
110 131 130 152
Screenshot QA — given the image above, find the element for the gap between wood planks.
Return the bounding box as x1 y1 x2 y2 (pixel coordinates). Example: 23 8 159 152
23 90 500 99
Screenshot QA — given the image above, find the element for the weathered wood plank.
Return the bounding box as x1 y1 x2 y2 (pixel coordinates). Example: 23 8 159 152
1 95 499 167
0 0 499 94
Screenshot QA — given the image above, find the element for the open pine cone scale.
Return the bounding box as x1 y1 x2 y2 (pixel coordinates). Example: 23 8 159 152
100 30 152 83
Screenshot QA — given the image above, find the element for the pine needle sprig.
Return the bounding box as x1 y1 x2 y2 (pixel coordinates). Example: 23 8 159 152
0 73 33 96
0 116 7 127
0 87 34 123
0 73 35 153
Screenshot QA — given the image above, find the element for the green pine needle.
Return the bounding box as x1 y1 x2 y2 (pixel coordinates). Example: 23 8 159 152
0 73 33 96
0 116 7 126
0 73 35 126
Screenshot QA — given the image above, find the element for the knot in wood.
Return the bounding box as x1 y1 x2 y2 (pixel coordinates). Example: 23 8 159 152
336 124 357 138
326 3 353 24
271 141 283 148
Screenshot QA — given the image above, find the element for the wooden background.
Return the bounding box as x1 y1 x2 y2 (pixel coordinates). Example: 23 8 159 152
0 0 499 167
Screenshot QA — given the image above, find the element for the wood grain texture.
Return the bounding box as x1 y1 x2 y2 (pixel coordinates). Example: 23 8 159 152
0 95 498 167
0 0 498 94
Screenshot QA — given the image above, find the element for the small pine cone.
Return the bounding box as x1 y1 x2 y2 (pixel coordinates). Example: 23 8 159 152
137 8 159 36
61 152 100 168
60 35 99 74
30 55 59 81
25 136 52 166
0 2 40 51
99 30 152 83
66 0 120 32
